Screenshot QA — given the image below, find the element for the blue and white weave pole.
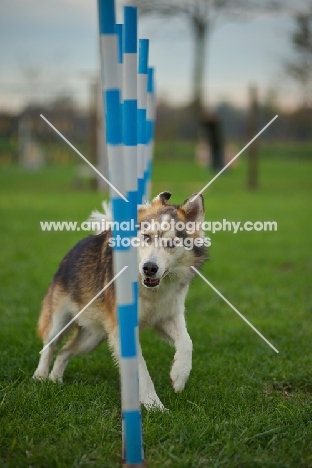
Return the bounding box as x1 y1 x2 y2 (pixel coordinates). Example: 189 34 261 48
123 6 138 229
121 5 145 467
116 23 123 90
98 0 125 202
98 1 129 260
137 39 149 204
144 67 155 201
98 2 144 467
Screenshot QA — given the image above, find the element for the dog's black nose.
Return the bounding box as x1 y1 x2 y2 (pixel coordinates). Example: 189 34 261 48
143 262 158 277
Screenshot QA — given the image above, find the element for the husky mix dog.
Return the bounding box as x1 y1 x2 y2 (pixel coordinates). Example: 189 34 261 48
33 192 207 410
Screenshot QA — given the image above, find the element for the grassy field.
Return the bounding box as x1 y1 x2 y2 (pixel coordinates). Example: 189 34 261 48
0 142 312 467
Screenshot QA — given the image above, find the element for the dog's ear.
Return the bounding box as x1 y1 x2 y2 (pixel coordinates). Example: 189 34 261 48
153 191 172 204
179 193 205 222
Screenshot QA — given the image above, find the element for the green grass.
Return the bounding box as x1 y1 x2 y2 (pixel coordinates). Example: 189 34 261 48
0 143 312 467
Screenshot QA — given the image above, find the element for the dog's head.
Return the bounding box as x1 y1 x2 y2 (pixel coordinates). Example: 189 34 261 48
138 192 208 289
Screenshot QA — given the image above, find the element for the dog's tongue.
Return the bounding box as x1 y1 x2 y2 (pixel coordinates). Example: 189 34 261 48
146 278 159 284
143 276 160 287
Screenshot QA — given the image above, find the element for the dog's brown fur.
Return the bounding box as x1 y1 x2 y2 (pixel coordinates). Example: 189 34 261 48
33 192 207 409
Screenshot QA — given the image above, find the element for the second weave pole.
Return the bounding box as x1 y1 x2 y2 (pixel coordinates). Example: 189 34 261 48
98 1 146 466
121 7 144 466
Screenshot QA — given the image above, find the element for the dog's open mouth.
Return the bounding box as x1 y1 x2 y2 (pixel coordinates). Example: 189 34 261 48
143 277 160 288
142 271 168 288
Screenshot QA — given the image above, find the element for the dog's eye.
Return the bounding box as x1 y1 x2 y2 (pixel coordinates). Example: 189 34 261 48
142 233 152 243
165 239 176 249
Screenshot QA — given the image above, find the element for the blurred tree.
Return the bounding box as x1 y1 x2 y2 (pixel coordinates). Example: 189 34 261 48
50 95 77 112
132 0 285 124
285 4 312 107
132 0 288 170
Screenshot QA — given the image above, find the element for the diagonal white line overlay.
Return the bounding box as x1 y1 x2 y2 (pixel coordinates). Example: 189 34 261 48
39 266 128 354
191 115 278 202
191 266 279 353
40 114 128 202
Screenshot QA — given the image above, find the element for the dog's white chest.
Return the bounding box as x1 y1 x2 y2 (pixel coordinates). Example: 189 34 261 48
138 283 188 329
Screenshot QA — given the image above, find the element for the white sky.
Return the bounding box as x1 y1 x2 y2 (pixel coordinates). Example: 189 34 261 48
0 0 308 112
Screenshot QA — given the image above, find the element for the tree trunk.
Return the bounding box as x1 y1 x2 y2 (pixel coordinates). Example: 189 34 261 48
192 19 208 124
192 18 224 170
247 85 259 190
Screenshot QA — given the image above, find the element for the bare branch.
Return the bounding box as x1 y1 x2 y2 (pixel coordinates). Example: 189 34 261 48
130 0 311 115
133 0 193 18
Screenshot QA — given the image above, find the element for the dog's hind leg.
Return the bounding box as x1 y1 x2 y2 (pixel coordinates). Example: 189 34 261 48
33 295 73 381
49 325 106 383
33 343 56 381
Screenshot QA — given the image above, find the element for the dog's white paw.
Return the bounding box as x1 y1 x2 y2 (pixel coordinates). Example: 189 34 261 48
32 371 48 381
48 372 63 383
170 358 191 393
141 394 165 411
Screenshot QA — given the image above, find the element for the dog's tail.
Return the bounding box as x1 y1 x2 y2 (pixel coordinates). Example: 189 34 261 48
37 285 53 340
88 199 152 234
88 200 112 234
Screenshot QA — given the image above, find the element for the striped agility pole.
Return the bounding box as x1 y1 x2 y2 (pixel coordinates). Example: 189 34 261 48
137 39 149 204
97 1 144 466
123 6 138 231
116 23 123 90
144 67 155 201
121 6 144 466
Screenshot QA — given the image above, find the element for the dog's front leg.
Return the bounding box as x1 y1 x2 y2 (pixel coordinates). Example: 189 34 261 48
109 331 165 410
138 346 165 410
157 313 193 393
